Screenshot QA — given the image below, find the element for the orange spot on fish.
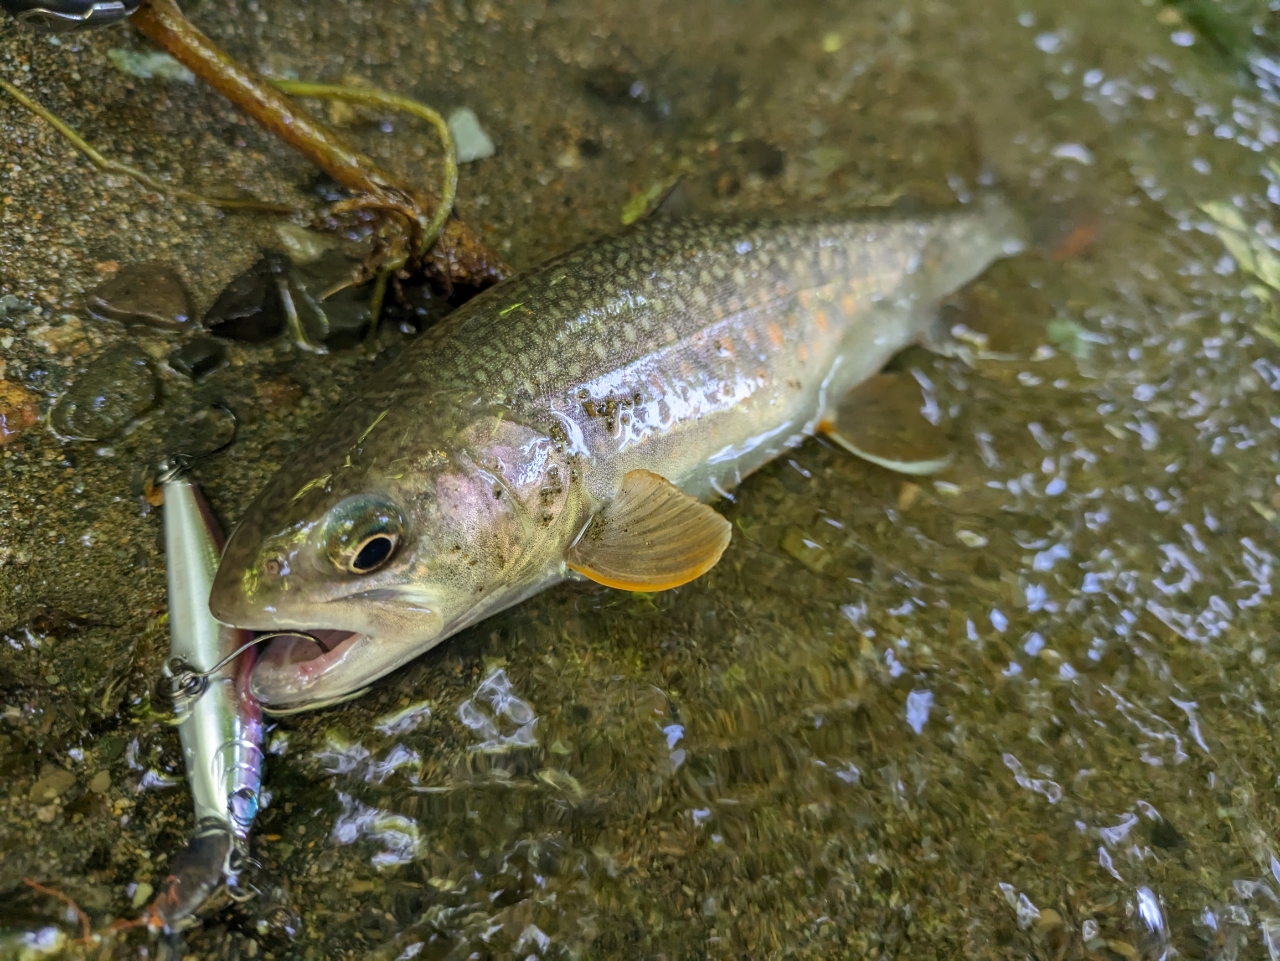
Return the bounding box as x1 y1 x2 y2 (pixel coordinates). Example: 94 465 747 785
841 294 856 316
767 322 784 348
814 309 829 333
797 343 810 363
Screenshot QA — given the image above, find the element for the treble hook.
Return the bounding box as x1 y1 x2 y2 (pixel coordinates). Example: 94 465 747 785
161 631 329 712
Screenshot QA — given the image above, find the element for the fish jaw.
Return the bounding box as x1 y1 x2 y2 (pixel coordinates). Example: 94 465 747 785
249 629 401 710
210 581 449 710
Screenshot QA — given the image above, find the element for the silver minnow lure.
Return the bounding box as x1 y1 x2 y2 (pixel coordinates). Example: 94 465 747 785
144 459 264 932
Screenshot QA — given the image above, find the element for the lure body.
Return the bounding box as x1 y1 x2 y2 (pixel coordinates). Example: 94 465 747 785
146 465 264 931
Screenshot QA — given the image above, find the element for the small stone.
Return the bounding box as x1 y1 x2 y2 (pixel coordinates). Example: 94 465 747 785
955 529 989 548
448 107 496 163
35 804 59 823
274 224 338 265
169 337 227 379
256 375 304 410
204 253 289 343
781 528 830 574
29 766 76 802
88 770 111 794
1036 908 1063 929
0 381 40 445
52 343 158 441
86 263 190 331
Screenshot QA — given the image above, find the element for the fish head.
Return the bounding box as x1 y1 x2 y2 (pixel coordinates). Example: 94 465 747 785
210 398 579 711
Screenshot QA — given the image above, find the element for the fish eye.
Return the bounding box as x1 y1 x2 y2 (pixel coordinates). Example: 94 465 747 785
324 497 403 575
351 533 396 573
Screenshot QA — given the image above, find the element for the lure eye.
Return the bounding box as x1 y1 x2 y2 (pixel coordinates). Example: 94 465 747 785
324 497 403 574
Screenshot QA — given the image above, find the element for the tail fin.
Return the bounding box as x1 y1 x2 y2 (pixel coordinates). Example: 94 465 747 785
914 192 1028 303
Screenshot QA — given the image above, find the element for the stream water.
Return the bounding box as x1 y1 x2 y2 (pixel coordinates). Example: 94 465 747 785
3 0 1280 958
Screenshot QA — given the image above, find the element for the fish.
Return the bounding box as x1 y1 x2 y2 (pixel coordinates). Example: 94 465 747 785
210 196 1026 712
144 460 264 931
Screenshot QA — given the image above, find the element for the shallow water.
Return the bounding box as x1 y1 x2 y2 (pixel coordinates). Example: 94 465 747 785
3 0 1280 957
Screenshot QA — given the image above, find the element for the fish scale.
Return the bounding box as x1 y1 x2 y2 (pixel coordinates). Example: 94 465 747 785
210 199 1024 711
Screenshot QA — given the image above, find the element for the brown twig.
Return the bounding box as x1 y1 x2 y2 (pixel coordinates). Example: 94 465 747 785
129 0 509 288
23 877 94 945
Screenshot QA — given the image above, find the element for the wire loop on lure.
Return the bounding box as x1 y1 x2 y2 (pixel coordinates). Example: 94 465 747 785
161 631 329 713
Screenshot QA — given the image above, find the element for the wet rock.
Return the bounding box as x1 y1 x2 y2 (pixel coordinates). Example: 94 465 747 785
86 263 191 332
256 375 305 411
169 337 226 379
29 765 76 802
52 343 158 441
204 253 289 342
0 381 40 445
290 252 372 349
88 770 111 793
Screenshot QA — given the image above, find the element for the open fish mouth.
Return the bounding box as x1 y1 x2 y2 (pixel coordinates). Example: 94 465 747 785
248 629 375 712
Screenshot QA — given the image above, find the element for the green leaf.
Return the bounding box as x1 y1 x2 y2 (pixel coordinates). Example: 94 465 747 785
1200 200 1248 233
1251 244 1280 292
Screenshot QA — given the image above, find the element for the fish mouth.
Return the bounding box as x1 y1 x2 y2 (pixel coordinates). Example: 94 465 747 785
248 629 378 712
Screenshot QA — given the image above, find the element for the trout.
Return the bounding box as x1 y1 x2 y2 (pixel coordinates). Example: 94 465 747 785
210 198 1025 711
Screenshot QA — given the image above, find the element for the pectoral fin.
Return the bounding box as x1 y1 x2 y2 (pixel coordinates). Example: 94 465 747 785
566 470 732 592
820 372 952 475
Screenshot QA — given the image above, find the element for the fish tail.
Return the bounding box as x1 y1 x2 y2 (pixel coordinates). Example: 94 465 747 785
913 192 1028 303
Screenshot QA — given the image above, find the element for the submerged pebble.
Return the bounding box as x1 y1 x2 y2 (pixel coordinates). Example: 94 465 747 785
29 766 76 803
204 253 289 342
0 381 40 445
448 107 496 163
86 263 191 332
169 337 227 379
52 343 158 441
781 528 831 574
